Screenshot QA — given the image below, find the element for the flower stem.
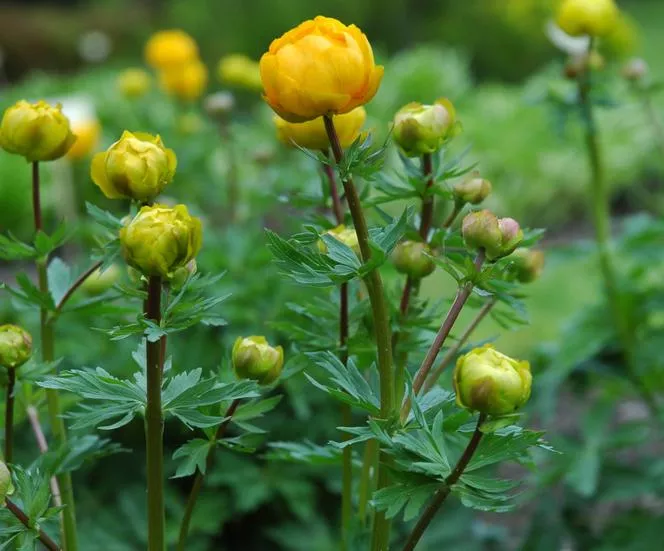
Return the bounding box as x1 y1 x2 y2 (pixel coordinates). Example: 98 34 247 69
32 161 78 551
422 298 497 394
6 498 61 551
4 368 15 465
27 405 63 507
401 251 485 422
401 414 486 551
51 261 103 318
177 398 241 551
324 114 394 551
145 275 165 551
441 202 462 229
357 438 378 525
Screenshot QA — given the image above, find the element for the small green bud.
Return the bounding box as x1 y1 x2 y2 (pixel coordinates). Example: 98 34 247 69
453 173 492 205
232 336 284 385
168 259 197 290
0 324 32 370
0 461 13 499
498 217 523 258
392 98 459 157
391 240 435 279
622 57 648 82
509 248 545 283
453 344 532 416
80 264 121 296
462 210 523 260
317 225 360 256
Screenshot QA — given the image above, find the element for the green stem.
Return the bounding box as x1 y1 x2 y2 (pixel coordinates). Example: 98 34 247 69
323 115 394 551
357 438 378 525
4 368 15 465
177 398 241 551
145 276 165 551
33 161 78 551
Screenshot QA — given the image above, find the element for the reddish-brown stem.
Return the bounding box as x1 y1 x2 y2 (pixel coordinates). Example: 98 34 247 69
6 498 61 551
324 154 345 225
52 261 103 317
26 406 62 507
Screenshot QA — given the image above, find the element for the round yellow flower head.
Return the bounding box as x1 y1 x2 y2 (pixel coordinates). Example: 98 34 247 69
556 0 618 37
218 54 263 91
0 100 75 162
232 335 284 385
91 130 176 202
508 248 545 284
120 204 202 278
453 344 532 416
118 68 152 99
462 210 523 260
317 225 360 256
67 119 101 160
0 461 13 499
260 16 384 122
393 98 459 157
144 30 198 69
159 60 208 101
275 107 366 151
453 174 492 205
391 241 435 279
80 264 122 296
0 324 33 370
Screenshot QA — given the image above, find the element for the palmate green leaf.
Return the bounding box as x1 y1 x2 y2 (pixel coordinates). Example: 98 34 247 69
1 272 54 310
372 472 440 521
0 232 35 260
304 351 380 414
163 273 229 332
466 425 552 472
266 440 343 465
339 131 388 182
47 257 73 305
366 207 412 262
33 223 74 257
172 438 212 478
86 201 124 231
233 395 283 423
451 483 517 513
34 434 125 476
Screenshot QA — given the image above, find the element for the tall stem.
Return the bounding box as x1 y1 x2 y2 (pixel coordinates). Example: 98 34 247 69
422 298 496 394
401 414 486 551
324 115 394 551
145 276 165 551
6 498 61 551
4 368 15 465
177 399 241 551
32 161 78 551
27 405 63 507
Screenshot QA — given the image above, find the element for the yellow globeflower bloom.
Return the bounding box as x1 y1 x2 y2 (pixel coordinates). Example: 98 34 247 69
91 131 176 202
260 16 384 122
118 68 152 99
144 29 198 69
67 119 101 160
159 60 208 101
120 204 202 278
0 100 75 162
218 54 263 91
275 106 366 151
556 0 618 37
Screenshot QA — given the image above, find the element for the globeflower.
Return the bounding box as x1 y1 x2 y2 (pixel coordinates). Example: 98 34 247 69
0 324 32 370
218 54 262 91
232 336 284 385
556 0 618 37
392 98 459 156
275 107 366 151
67 119 101 160
462 210 523 260
118 68 152 98
145 30 198 69
391 241 435 279
159 60 208 101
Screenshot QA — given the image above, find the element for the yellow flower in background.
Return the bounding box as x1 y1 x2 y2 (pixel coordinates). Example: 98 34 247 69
144 29 198 69
556 0 618 37
603 13 640 59
91 130 176 202
118 68 152 99
232 336 284 385
0 100 75 162
260 16 384 122
218 54 262 91
275 106 366 151
159 60 208 101
120 204 202 278
317 225 360 256
67 119 101 160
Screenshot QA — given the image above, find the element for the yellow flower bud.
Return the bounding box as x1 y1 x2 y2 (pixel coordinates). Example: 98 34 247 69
117 68 152 99
80 264 122 296
393 98 459 157
556 0 618 38
0 461 13 499
453 174 492 205
508 248 545 284
91 130 176 202
144 30 198 70
260 16 384 122
0 100 75 162
159 60 209 101
0 324 32 370
453 344 532 416
275 107 366 151
462 210 523 260
232 336 284 385
119 204 202 278
217 54 263 91
391 241 435 279
66 119 101 160
317 225 360 256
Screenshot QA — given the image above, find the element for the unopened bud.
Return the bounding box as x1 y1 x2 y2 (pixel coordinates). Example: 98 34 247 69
622 58 648 82
232 336 284 385
509 248 545 283
391 241 435 279
81 264 121 296
392 98 459 157
0 324 32 370
462 210 523 260
453 174 492 205
0 461 12 499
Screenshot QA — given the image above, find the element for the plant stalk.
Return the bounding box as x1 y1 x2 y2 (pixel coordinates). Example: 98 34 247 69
401 414 486 551
32 161 78 551
145 275 165 551
27 405 63 507
6 498 61 551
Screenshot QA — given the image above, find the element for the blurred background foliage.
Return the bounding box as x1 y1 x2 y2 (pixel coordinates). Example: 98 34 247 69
2 0 664 550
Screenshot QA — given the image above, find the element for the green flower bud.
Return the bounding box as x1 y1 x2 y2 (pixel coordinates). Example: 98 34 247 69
622 57 648 82
80 264 122 296
453 344 532 416
91 131 177 202
453 174 492 205
317 225 360 256
0 324 32 370
0 461 13 499
392 98 459 157
0 100 76 162
232 336 284 385
120 204 202 278
462 210 523 260
168 259 197 290
391 240 435 279
509 248 545 283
